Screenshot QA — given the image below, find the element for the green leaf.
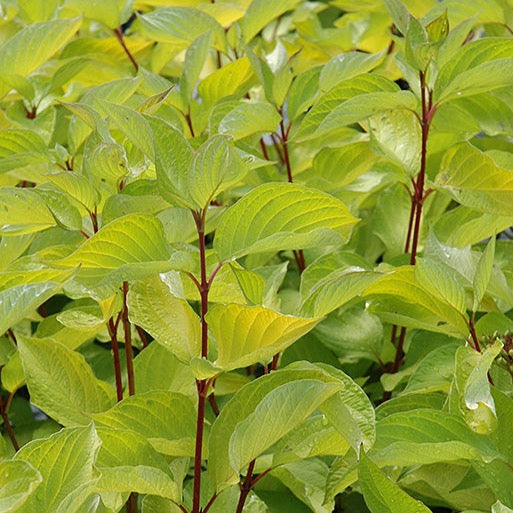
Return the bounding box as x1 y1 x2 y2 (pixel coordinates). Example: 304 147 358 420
294 75 399 142
133 342 195 395
415 258 467 315
207 303 321 371
311 141 380 190
0 17 81 79
92 391 196 456
127 275 201 362
147 116 194 209
241 0 300 43
300 268 381 317
0 460 42 513
287 66 321 120
53 214 170 269
451 342 503 434
315 91 417 139
188 135 249 209
66 0 133 28
371 409 499 467
0 188 57 235
359 452 432 513
272 459 333 513
214 183 358 262
383 0 410 36
198 57 254 106
218 102 281 140
435 39 513 101
473 236 495 311
435 143 513 215
319 51 385 93
48 173 100 213
229 379 341 474
137 7 225 51
95 428 180 501
0 129 49 174
18 337 116 426
180 31 212 105
364 266 469 336
14 424 100 513
98 100 155 160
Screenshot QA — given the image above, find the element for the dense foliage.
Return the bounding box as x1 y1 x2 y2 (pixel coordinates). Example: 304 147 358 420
2 0 513 512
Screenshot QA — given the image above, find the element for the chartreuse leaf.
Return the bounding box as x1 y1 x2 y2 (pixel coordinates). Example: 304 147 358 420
272 459 333 513
0 281 65 335
319 51 385 92
207 303 321 371
0 17 81 78
371 409 499 467
300 268 381 317
188 135 249 209
311 141 379 190
364 266 469 336
0 188 57 235
198 57 254 106
48 173 100 213
214 183 358 262
0 129 49 174
294 74 399 141
180 31 212 105
436 144 513 214
218 102 281 140
228 380 341 474
53 214 170 269
359 452 431 513
127 275 201 362
95 428 180 501
0 460 42 513
98 100 155 160
137 7 225 51
92 391 196 456
36 189 83 232
133 342 195 395
451 342 503 434
473 236 495 311
315 91 417 139
66 0 133 28
271 415 351 466
241 0 300 42
493 502 513 513
147 116 194 209
14 424 100 513
18 337 116 426
383 0 410 36
209 363 374 491
415 258 467 315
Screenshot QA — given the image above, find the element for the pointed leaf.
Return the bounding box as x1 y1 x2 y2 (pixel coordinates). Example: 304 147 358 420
383 0 410 35
14 425 100 513
214 183 358 262
473 237 495 311
127 275 201 362
48 173 100 213
92 391 196 456
18 337 116 426
53 214 170 269
66 0 133 28
180 31 212 104
435 143 513 215
359 452 431 513
0 129 50 174
0 18 81 79
207 303 320 371
0 460 42 513
218 102 281 140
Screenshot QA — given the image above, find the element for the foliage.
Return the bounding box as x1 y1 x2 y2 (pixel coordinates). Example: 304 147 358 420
1 0 513 512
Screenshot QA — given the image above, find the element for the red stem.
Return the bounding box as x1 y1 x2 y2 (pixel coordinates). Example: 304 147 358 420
235 460 256 513
0 395 19 451
122 282 135 396
107 318 124 401
114 27 139 71
135 325 148 348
